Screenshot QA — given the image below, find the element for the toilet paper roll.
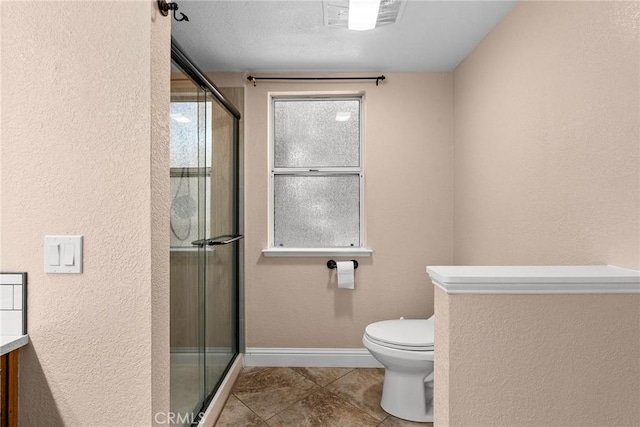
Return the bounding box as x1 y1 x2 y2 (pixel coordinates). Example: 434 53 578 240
337 261 355 290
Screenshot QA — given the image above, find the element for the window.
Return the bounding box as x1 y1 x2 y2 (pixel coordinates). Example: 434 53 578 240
265 96 372 257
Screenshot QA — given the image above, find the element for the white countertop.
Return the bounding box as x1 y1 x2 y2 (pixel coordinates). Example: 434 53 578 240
427 265 640 294
0 334 29 356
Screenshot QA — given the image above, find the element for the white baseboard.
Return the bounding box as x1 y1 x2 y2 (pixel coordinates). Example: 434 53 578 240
244 347 383 368
198 354 244 427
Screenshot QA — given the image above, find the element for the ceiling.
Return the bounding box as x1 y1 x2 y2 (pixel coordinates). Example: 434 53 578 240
171 0 517 73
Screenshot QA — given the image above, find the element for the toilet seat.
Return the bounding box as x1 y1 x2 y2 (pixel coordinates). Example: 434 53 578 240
364 317 434 351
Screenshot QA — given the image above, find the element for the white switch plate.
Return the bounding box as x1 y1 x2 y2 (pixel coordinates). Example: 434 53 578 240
44 235 83 273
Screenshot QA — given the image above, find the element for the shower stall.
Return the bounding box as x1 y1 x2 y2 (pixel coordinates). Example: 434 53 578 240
169 39 242 423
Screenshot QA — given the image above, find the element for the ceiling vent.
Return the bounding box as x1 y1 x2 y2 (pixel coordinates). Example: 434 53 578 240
323 0 405 29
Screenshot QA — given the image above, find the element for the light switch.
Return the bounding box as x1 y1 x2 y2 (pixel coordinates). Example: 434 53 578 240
63 243 75 265
45 235 83 273
48 243 60 266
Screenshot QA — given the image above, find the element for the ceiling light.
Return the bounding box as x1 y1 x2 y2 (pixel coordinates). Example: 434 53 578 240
335 112 352 121
348 0 381 31
324 0 405 30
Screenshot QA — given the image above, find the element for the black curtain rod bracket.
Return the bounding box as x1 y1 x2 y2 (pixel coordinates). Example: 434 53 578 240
247 75 386 87
158 0 189 22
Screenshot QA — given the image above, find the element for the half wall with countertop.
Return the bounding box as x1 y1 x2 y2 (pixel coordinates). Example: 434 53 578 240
428 265 640 426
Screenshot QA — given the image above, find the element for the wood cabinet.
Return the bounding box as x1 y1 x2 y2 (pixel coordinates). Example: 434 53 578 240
0 350 18 427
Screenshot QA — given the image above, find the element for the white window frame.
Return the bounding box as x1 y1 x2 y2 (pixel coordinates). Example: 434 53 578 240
262 93 372 257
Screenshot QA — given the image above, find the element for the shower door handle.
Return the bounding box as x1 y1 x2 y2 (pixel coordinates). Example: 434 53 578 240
192 234 244 247
206 234 244 245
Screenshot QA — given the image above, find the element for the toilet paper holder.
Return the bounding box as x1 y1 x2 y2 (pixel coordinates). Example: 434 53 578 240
327 260 359 270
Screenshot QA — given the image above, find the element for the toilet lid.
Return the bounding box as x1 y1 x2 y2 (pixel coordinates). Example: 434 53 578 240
365 317 434 350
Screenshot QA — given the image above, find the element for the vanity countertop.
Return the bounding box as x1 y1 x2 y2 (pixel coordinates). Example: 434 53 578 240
0 334 29 356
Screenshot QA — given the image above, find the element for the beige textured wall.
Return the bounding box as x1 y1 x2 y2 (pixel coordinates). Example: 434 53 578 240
0 2 170 425
432 287 450 426
440 1 640 426
453 0 640 268
151 4 171 420
244 74 453 348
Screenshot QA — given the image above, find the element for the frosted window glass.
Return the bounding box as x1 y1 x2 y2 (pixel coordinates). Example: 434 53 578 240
274 99 360 168
274 175 360 247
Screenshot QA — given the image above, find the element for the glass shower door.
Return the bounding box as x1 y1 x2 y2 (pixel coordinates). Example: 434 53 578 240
204 94 239 394
169 41 241 424
169 68 208 419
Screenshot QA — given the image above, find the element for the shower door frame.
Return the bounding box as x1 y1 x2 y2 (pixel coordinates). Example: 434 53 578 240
170 37 242 420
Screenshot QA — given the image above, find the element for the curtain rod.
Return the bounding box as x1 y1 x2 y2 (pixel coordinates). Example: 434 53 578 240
247 75 386 87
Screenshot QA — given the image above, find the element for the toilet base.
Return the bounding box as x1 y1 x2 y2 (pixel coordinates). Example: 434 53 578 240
380 369 434 423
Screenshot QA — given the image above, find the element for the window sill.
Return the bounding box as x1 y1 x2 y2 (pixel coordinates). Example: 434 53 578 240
262 247 373 258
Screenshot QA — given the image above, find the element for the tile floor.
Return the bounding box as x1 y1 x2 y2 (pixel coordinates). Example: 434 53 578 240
216 367 433 426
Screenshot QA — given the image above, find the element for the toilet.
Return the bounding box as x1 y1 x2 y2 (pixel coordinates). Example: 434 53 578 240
363 316 434 423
